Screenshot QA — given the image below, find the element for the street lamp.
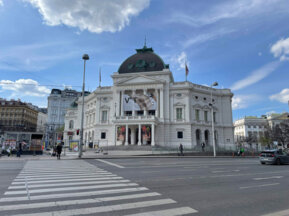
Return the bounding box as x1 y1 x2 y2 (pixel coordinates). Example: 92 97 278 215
79 54 89 158
210 81 218 157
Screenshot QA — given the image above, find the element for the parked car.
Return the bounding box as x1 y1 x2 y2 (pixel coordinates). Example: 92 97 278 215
259 149 289 165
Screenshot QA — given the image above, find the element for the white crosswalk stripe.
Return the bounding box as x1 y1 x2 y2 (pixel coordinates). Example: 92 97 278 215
0 160 198 215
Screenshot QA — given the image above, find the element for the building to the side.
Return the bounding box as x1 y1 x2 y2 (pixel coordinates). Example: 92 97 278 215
234 112 289 149
64 45 234 149
46 88 82 145
0 98 38 132
37 108 47 133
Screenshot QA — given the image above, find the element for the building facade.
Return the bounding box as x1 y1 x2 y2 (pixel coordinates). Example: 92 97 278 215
46 88 82 145
37 108 47 133
0 98 38 132
234 112 289 149
64 46 234 149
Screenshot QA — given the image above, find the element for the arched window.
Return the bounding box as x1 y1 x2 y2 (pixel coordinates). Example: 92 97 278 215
196 129 201 146
69 120 74 129
205 130 209 145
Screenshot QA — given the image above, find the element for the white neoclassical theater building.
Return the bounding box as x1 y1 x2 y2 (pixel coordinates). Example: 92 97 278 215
64 45 234 149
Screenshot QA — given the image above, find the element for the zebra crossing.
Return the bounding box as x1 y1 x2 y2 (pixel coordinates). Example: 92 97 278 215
0 160 198 216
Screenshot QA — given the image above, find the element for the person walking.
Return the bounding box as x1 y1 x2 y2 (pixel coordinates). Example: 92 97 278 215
201 142 205 152
17 142 22 158
179 143 184 156
56 143 62 160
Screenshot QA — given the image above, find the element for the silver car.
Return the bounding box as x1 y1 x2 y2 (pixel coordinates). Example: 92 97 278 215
259 149 289 165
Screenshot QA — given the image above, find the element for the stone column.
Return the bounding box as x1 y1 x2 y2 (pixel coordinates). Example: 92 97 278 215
160 88 164 119
131 127 136 145
155 89 159 117
121 90 124 116
138 124 142 146
151 124 155 146
125 124 128 145
144 89 147 116
132 89 136 116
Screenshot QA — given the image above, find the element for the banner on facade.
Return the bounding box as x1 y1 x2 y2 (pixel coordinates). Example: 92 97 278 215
117 126 125 142
123 92 157 111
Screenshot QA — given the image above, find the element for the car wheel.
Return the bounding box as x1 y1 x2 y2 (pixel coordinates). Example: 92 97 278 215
260 162 265 165
276 158 281 165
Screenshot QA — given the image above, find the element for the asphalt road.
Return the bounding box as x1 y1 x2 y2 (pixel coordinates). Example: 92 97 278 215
0 157 289 216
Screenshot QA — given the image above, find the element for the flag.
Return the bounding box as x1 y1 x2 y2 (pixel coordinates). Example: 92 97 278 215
185 63 189 76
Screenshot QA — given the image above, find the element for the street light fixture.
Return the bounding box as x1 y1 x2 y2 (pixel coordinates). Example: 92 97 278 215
210 81 218 157
79 54 89 158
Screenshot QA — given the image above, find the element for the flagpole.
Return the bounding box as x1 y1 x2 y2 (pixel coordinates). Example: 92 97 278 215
99 67 101 88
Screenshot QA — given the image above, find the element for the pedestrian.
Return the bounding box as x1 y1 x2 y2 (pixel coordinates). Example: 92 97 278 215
240 147 245 156
17 142 22 158
7 146 11 157
56 143 62 160
201 142 205 152
179 143 184 156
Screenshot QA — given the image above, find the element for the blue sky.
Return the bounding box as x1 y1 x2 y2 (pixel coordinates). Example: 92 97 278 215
0 0 289 120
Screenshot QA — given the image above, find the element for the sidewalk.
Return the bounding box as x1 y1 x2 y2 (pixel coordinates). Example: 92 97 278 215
0 149 258 160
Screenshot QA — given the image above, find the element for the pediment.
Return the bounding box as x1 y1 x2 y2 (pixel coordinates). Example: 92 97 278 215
174 102 185 106
116 75 165 85
100 105 110 109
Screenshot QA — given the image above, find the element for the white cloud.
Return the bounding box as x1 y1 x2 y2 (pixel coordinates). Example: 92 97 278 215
0 79 50 97
270 37 289 61
171 52 189 70
230 61 280 91
182 28 235 48
170 0 284 28
270 88 289 103
24 0 150 33
232 94 259 110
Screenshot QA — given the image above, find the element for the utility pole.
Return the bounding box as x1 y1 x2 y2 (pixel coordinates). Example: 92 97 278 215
79 54 89 158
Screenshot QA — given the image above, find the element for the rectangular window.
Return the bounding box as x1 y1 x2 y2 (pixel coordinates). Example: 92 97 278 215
204 111 208 122
177 131 183 139
137 110 144 116
213 112 216 122
101 132 106 139
176 108 182 120
195 109 200 121
102 110 108 122
148 110 155 116
125 111 132 116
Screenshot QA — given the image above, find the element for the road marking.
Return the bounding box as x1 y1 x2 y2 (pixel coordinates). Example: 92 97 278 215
253 176 283 180
9 179 130 189
125 207 198 216
0 192 160 211
212 169 240 173
97 159 125 168
13 174 117 181
240 183 280 189
12 176 123 185
5 183 138 195
16 172 111 179
17 170 107 176
0 187 149 202
262 208 289 216
208 170 289 178
13 199 176 216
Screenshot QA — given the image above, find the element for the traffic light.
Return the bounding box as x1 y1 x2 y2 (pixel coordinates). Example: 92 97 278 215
76 129 80 135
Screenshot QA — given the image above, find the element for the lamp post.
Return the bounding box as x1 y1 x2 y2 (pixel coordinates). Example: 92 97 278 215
210 81 218 157
79 54 89 158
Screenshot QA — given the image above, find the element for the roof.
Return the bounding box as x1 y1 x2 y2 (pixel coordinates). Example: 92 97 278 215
118 46 169 74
